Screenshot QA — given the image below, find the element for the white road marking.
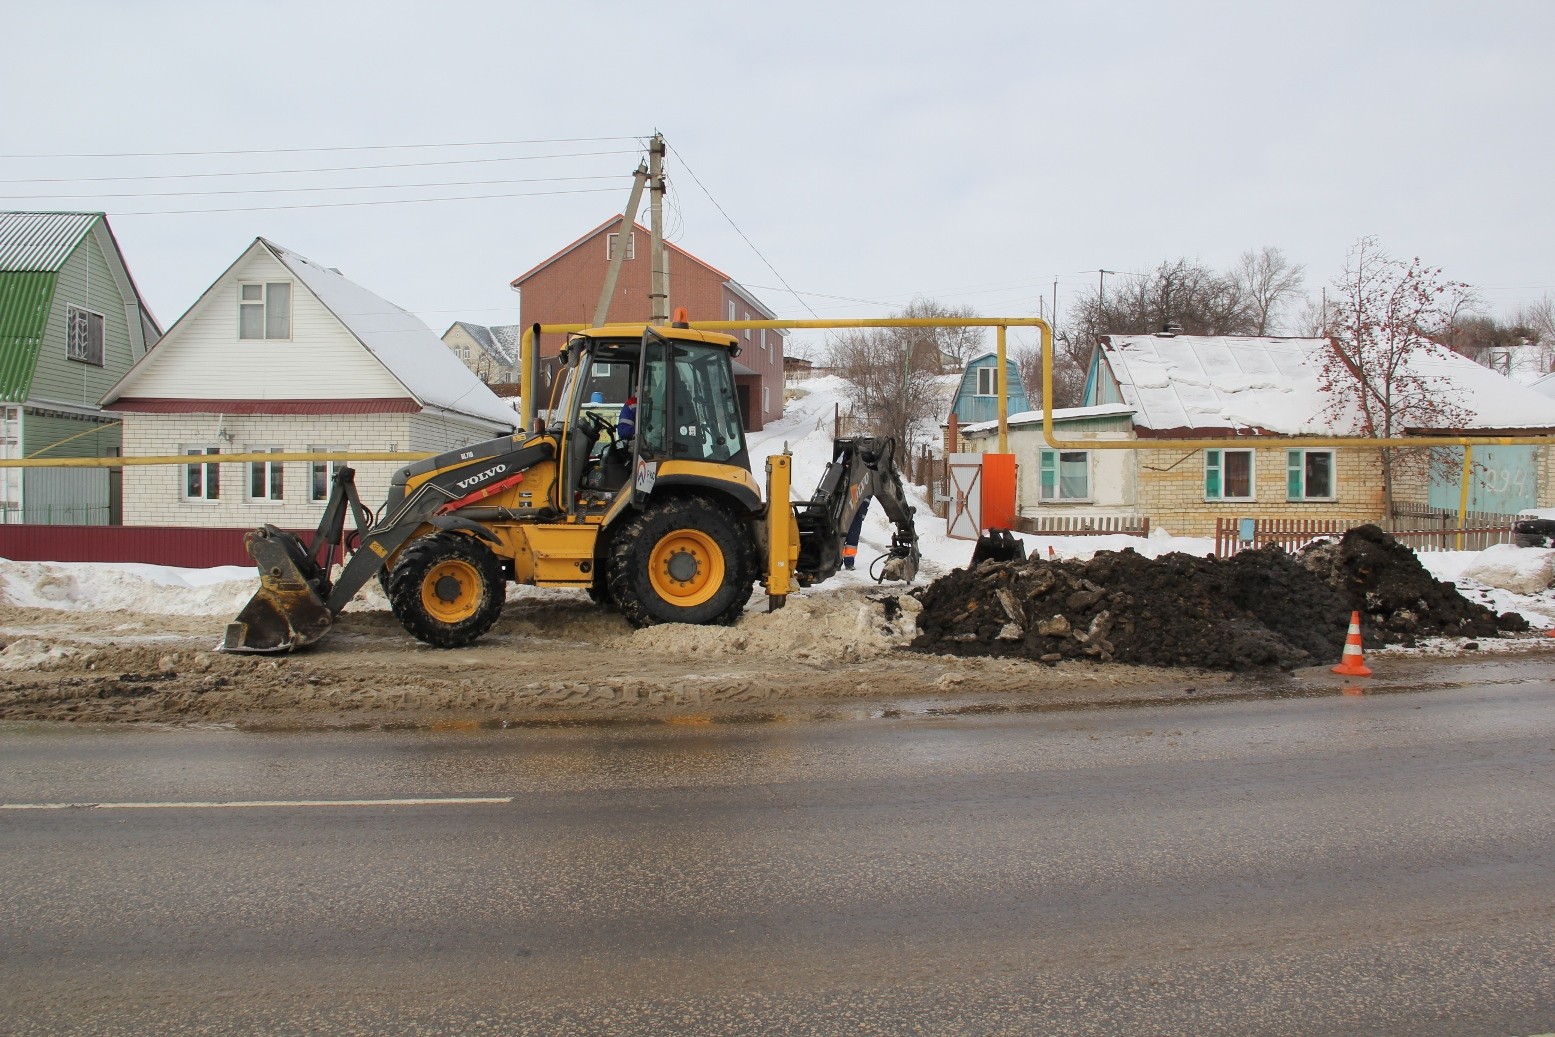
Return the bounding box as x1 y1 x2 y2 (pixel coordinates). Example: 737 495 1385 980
0 797 513 811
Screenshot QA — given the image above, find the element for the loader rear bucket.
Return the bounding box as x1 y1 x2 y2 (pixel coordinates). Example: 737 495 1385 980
970 528 1026 568
220 526 335 653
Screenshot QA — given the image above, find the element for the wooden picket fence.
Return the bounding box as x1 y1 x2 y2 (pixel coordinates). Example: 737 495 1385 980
1016 514 1151 537
1215 515 1517 558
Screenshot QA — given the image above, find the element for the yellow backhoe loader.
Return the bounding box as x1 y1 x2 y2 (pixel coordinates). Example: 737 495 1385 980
222 320 920 652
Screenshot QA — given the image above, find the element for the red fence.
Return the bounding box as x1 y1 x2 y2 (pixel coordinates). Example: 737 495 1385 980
1214 517 1515 558
0 525 303 568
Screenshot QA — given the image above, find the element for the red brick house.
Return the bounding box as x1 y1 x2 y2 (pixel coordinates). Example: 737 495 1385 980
511 216 785 431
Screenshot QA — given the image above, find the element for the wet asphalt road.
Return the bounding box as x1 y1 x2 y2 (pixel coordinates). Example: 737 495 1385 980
2 677 1554 1036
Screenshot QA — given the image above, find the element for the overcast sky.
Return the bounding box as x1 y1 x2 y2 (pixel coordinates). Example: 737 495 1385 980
6 1 1552 358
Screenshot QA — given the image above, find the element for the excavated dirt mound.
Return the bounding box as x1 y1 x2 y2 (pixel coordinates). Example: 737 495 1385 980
1299 523 1528 644
913 526 1529 671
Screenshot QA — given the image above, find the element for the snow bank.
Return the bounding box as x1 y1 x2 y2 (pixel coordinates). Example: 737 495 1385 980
1459 544 1555 595
0 559 260 616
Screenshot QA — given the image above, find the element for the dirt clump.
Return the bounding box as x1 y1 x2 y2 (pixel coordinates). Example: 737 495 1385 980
1298 523 1528 644
912 525 1530 670
912 545 1352 671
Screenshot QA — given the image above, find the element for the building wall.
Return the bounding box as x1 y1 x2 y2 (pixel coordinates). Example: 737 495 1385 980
32 232 136 413
123 247 405 401
516 224 785 429
949 357 1029 425
441 324 517 384
962 417 1134 515
1133 444 1385 537
120 412 416 527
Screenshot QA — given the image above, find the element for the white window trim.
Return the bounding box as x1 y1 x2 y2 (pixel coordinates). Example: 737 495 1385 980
246 448 286 503
238 281 293 341
310 447 347 503
1039 448 1093 503
1288 448 1338 502
1205 447 1257 502
606 231 635 261
183 446 222 503
974 366 997 397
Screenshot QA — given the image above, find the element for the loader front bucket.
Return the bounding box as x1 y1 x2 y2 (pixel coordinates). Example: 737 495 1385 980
220 526 335 653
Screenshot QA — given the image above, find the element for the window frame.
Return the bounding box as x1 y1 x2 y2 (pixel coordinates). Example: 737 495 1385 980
183 446 221 502
238 281 293 341
246 447 285 503
974 366 997 397
1204 448 1256 502
1286 448 1337 502
310 447 347 502
1038 449 1092 503
65 305 105 366
605 231 635 261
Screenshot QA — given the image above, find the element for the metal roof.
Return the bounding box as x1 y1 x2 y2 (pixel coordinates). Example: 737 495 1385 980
0 271 59 401
0 212 99 272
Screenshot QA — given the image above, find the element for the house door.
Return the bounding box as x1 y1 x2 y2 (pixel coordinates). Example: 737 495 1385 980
947 453 983 540
736 384 752 431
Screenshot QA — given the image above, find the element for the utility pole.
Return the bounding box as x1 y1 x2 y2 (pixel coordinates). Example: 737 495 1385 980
648 133 668 324
592 162 648 326
1098 269 1114 309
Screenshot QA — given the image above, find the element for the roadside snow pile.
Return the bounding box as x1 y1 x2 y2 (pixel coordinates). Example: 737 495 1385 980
0 559 260 616
912 525 1530 671
1457 543 1555 595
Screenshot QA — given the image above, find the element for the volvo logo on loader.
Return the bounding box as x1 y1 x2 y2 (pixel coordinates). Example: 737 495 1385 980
455 464 507 491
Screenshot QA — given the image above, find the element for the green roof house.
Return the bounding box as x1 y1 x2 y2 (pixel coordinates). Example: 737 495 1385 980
0 211 160 523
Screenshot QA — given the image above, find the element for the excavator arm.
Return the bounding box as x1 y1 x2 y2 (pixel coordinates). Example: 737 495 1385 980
791 436 920 586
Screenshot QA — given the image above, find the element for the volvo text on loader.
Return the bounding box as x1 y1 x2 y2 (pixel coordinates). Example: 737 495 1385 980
222 320 920 653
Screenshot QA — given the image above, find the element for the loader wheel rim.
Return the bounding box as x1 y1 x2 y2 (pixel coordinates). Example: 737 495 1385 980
421 559 482 623
648 529 725 608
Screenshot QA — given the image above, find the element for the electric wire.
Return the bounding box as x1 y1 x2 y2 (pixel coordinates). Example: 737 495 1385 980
0 149 643 186
2 173 626 202
664 142 820 320
108 184 622 216
1 136 642 160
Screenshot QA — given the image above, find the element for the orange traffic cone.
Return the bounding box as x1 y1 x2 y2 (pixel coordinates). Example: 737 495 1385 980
1332 611 1373 677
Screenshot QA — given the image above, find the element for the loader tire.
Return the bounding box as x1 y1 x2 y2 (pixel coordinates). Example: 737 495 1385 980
386 533 506 648
608 495 754 628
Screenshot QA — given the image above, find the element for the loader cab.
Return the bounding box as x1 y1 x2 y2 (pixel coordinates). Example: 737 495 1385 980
553 325 751 507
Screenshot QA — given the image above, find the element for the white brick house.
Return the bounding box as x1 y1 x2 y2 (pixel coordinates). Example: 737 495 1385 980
101 239 516 528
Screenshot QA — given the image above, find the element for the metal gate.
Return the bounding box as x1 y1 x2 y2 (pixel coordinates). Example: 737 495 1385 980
947 453 983 540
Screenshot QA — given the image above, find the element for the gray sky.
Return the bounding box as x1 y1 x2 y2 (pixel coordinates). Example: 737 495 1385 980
6 1 1552 358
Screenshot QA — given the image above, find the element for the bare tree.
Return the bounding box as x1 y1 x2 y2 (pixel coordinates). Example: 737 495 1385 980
1315 236 1473 517
1230 247 1306 335
896 297 988 372
827 325 946 451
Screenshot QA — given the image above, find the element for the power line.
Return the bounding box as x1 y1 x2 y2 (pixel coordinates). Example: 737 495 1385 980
0 149 641 186
109 184 622 217
665 142 820 321
3 173 627 202
0 135 643 160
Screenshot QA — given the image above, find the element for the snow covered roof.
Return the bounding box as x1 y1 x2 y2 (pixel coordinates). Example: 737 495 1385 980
266 242 516 427
1527 371 1555 400
961 403 1135 436
1099 335 1555 436
447 321 519 367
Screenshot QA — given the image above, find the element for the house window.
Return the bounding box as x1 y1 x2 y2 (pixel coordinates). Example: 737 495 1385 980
66 305 105 366
248 448 285 502
239 282 292 340
1205 448 1254 500
744 311 751 341
606 232 635 261
760 328 768 352
975 366 997 397
727 300 736 321
762 385 771 413
184 447 221 501
311 447 346 502
1287 449 1335 500
1039 449 1090 501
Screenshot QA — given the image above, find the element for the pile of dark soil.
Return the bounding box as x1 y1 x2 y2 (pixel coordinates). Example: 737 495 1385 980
1299 524 1528 644
912 525 1528 671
